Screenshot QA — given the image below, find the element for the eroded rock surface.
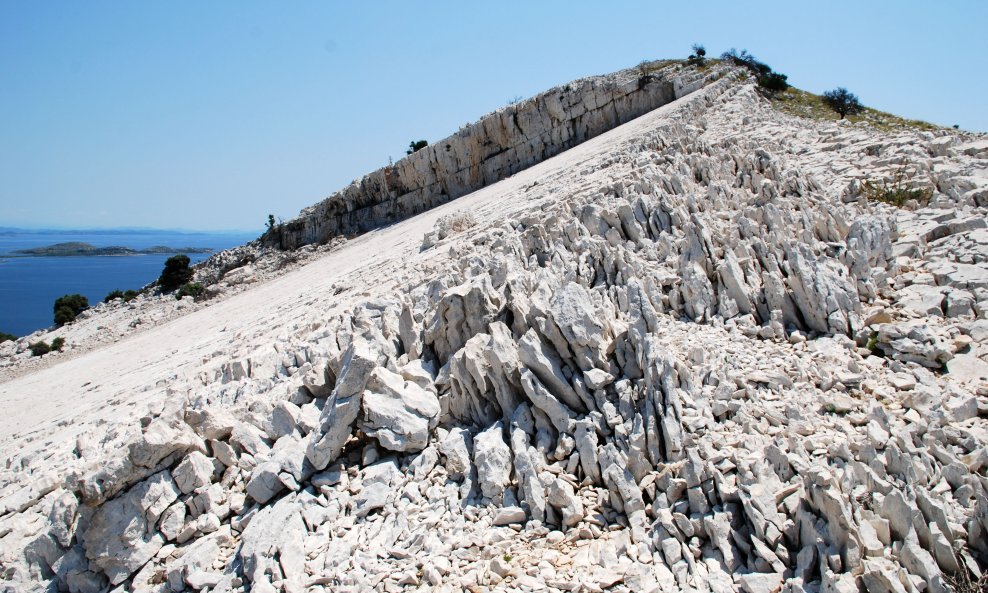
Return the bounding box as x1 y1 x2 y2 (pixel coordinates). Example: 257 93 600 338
1 61 987 593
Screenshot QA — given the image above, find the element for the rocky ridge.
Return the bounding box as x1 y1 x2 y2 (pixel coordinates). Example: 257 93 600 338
270 60 724 250
0 64 987 593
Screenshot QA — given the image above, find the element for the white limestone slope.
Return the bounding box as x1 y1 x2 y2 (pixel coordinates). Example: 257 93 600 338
1 68 987 593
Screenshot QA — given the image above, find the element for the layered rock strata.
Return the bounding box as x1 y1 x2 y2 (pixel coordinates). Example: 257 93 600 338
271 61 725 249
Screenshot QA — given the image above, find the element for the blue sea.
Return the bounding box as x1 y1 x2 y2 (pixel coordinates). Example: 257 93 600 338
0 229 256 338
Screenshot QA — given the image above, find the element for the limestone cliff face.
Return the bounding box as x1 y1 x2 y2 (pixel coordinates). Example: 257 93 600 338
272 61 726 249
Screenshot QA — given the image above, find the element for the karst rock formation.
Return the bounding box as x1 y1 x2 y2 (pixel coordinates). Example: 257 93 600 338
1 60 987 593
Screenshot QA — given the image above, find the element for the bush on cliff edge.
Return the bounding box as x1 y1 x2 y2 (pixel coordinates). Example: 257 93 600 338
158 255 194 292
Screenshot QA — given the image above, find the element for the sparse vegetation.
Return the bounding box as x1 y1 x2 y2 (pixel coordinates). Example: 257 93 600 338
687 44 706 67
945 570 988 593
822 87 863 119
865 332 880 354
54 294 89 325
175 282 205 300
51 337 65 351
768 87 939 131
0 331 16 343
158 255 194 292
722 48 789 94
104 289 139 303
29 341 51 357
267 214 276 232
507 95 523 106
757 72 789 94
406 140 428 155
861 168 933 208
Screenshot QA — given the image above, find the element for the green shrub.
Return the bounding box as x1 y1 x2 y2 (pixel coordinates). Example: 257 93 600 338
53 294 89 325
175 282 205 300
104 289 139 303
29 341 50 357
0 331 16 343
158 255 194 292
822 87 863 119
687 44 707 67
406 140 428 155
861 167 932 208
757 72 789 93
51 337 65 351
723 48 788 93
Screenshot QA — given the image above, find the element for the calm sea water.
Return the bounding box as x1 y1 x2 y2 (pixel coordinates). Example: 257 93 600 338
0 229 256 338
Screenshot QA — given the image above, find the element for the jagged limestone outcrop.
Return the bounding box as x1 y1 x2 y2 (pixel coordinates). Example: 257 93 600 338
1 63 987 593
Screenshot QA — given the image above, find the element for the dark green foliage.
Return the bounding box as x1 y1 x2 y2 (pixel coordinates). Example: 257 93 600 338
267 214 276 231
687 44 706 66
757 72 789 93
0 332 16 343
104 288 138 303
51 337 65 351
29 341 50 357
158 255 194 292
53 294 89 325
822 87 863 119
175 282 205 300
722 48 788 93
406 140 428 155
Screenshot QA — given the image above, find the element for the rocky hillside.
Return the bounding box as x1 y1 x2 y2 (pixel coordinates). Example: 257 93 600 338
1 62 987 593
268 60 724 250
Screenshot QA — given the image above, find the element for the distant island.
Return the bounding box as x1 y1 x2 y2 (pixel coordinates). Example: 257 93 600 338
11 242 214 257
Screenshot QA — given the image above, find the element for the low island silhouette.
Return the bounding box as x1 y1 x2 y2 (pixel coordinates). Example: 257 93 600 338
10 241 214 257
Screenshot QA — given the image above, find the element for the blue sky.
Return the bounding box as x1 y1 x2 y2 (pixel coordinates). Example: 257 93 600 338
2 2 985 232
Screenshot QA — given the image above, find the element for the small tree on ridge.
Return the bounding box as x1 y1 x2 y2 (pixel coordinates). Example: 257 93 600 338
823 87 863 119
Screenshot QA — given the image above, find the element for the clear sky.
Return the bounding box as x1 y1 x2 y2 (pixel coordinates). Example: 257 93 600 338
2 1 985 232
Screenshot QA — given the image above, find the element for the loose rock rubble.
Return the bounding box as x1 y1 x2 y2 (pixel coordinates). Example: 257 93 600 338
1 62 986 593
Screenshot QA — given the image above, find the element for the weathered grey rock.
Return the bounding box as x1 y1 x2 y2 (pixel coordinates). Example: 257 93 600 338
165 536 220 591
439 427 473 479
509 404 546 523
237 496 302 587
785 243 859 335
737 572 783 593
172 450 214 494
129 419 205 471
517 328 584 412
46 489 79 549
898 284 945 317
184 407 238 440
245 461 286 504
899 531 948 593
492 506 527 526
82 471 180 585
306 339 384 470
547 477 584 528
473 422 512 499
353 459 401 517
269 400 302 438
362 366 440 452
